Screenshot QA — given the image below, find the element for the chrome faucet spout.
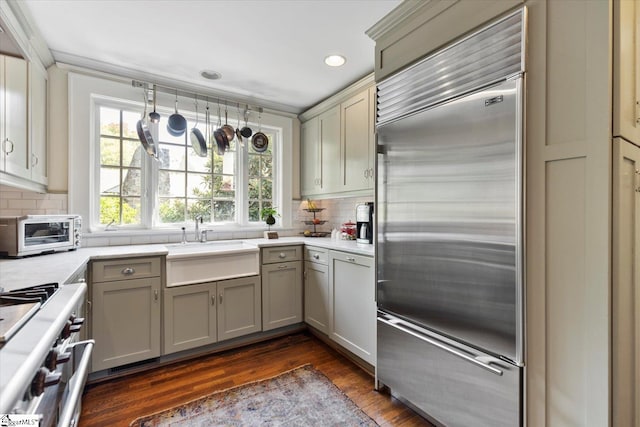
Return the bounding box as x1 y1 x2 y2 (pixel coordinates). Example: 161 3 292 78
195 215 203 241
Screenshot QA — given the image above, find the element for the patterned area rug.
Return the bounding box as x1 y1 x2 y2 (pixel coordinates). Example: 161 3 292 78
129 364 378 426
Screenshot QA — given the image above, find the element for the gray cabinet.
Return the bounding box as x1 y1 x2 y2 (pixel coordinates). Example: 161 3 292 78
28 62 47 185
329 250 376 365
164 282 217 354
612 138 640 427
341 88 374 191
217 276 262 341
90 257 162 372
261 246 303 331
300 78 375 198
0 55 28 179
164 276 261 355
300 117 320 195
304 246 329 334
613 0 639 145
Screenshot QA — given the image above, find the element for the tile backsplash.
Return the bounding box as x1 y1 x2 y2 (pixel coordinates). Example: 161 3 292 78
0 185 68 216
292 196 374 235
0 184 371 246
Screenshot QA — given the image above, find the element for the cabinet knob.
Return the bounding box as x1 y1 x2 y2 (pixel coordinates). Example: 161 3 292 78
278 253 286 259
121 267 135 275
313 254 320 260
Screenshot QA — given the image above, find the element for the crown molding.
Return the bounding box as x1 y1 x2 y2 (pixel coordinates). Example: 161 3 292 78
54 52 301 117
0 0 54 66
366 0 449 41
298 72 375 122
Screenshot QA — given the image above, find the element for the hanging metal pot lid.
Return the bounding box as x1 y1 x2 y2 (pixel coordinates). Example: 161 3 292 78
240 107 252 138
190 97 207 157
221 104 235 142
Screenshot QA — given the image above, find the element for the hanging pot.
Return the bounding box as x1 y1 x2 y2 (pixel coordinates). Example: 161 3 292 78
167 92 187 136
221 104 235 142
214 104 227 155
240 107 252 138
251 108 268 153
136 89 157 158
235 104 243 145
190 97 207 157
149 84 160 123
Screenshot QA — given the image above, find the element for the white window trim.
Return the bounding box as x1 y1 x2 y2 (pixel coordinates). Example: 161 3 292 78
68 72 294 235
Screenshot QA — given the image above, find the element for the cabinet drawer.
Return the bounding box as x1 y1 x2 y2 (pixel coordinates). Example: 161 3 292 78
262 246 302 264
304 246 328 265
92 257 161 283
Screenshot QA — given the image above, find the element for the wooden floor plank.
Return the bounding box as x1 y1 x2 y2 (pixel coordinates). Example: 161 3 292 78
79 332 433 426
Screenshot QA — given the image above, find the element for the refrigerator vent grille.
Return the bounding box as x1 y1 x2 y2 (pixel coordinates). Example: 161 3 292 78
376 8 525 125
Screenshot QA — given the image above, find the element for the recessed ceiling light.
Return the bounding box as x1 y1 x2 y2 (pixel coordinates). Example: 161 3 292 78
324 55 346 67
200 70 222 80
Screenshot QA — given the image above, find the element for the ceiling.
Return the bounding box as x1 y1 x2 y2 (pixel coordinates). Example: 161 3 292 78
18 0 401 114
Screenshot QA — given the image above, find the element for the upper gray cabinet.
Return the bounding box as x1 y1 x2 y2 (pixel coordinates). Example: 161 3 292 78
613 0 639 146
366 0 522 81
299 74 375 198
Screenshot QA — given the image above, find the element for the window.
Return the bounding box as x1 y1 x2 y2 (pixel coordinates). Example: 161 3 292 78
98 107 143 225
97 103 277 228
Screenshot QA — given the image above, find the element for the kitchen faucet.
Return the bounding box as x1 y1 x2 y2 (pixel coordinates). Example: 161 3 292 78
195 215 203 241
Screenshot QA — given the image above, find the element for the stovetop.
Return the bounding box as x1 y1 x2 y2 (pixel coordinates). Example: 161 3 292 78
0 283 59 346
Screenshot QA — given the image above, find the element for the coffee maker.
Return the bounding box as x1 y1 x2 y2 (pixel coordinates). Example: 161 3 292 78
356 202 374 244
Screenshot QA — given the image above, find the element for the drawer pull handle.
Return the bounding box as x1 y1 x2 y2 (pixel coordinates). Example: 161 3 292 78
211 295 216 306
278 253 286 259
313 254 320 260
154 290 158 301
278 264 288 269
346 257 356 262
219 293 223 305
121 267 135 275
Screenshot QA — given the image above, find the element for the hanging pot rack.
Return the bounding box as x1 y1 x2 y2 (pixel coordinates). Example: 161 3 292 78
131 79 256 119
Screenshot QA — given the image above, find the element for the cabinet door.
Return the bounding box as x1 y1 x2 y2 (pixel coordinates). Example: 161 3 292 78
217 276 261 341
319 106 341 193
329 251 376 365
368 85 376 188
301 117 320 195
613 0 640 145
164 282 217 354
29 63 47 185
262 261 303 331
304 260 329 334
341 89 371 191
91 277 161 371
2 56 29 178
612 138 640 426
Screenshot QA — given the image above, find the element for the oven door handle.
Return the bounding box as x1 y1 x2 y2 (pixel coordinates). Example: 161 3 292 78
58 339 95 427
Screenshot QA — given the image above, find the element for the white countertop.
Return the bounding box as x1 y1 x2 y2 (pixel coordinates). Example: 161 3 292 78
0 238 373 291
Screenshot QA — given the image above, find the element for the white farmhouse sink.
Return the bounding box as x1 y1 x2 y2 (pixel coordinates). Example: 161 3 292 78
165 240 260 287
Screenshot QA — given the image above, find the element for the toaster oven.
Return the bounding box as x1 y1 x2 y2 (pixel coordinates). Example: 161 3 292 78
0 215 82 258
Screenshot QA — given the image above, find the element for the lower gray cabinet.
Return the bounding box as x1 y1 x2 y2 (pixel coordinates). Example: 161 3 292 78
90 257 162 372
304 246 330 334
261 246 303 331
329 250 376 365
163 276 261 355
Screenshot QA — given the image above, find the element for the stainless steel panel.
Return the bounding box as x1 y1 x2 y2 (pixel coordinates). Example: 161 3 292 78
377 78 523 362
377 8 525 125
377 314 521 427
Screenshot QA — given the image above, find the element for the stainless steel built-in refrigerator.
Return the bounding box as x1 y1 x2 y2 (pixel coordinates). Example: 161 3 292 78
375 9 526 427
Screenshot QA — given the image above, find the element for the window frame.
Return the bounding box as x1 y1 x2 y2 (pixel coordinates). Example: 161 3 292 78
93 98 281 230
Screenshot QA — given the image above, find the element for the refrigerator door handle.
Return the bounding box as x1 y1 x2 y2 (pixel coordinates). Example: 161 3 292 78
377 316 504 376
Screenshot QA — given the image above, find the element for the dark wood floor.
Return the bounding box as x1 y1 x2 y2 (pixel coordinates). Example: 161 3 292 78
79 332 433 427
